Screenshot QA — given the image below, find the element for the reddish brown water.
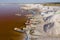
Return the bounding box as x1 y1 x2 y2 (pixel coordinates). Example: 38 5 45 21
0 4 27 40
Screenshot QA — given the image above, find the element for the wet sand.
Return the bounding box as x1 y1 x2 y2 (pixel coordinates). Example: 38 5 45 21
0 4 27 40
